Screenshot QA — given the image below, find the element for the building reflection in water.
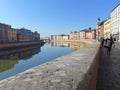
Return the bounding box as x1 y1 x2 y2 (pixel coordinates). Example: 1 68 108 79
0 45 42 72
51 41 87 50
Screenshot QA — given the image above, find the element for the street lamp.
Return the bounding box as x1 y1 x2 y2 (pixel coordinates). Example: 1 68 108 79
117 32 119 42
118 19 119 41
98 30 100 41
97 18 101 41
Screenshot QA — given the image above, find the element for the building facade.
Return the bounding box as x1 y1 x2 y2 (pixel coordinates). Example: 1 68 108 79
33 31 40 40
111 3 120 41
0 23 40 42
0 23 11 42
92 29 96 39
8 28 17 42
99 22 105 39
62 35 69 40
79 30 86 39
17 28 40 41
69 31 80 40
51 34 69 41
96 21 105 40
104 18 111 39
51 35 57 40
17 28 31 41
85 30 93 39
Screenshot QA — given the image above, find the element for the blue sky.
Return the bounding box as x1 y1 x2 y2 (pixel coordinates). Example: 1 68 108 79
0 0 119 37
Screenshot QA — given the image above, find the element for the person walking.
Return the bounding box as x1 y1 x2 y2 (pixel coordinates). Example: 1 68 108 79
107 35 114 54
101 38 105 47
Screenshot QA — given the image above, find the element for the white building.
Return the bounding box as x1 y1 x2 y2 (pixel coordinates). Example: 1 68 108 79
79 30 86 39
111 3 120 41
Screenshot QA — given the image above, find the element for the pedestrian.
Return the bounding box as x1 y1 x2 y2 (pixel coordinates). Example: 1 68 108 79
112 37 116 47
104 38 108 48
107 35 114 54
105 37 108 45
101 38 105 47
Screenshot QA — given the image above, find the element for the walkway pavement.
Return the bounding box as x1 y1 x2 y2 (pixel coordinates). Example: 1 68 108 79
96 42 120 90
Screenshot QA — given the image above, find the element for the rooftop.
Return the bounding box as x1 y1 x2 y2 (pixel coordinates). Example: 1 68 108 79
111 3 120 12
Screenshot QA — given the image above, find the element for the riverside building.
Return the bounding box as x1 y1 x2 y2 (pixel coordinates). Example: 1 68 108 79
104 18 111 39
0 23 11 42
111 3 120 41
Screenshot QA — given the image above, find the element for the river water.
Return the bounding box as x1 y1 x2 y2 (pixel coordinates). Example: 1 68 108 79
0 42 86 80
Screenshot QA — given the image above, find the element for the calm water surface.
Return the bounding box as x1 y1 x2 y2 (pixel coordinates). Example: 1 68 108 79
0 42 77 80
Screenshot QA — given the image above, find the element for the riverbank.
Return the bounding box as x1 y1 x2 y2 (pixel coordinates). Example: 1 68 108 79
0 40 44 50
50 39 94 44
0 42 101 90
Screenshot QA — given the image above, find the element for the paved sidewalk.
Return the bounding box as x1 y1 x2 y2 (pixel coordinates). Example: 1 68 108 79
96 42 120 90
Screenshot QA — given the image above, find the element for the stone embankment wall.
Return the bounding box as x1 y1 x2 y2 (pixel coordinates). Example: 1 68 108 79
0 42 101 90
0 40 44 50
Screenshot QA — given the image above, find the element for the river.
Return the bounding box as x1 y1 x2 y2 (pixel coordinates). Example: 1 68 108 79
0 41 86 80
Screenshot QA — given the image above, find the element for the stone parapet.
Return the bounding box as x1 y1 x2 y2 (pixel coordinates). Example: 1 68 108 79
0 40 44 50
0 42 100 90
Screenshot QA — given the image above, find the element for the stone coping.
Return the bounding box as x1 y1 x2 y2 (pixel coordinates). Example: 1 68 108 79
0 42 100 90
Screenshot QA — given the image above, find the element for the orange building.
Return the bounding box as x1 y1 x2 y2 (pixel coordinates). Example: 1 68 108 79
96 21 105 40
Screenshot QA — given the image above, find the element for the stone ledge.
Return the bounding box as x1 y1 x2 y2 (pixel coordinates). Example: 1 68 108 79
0 42 100 90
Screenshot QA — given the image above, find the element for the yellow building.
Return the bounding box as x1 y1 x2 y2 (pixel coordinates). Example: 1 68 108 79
62 35 69 40
69 32 80 40
8 28 17 41
92 29 96 39
56 35 63 40
85 30 93 39
104 18 111 39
